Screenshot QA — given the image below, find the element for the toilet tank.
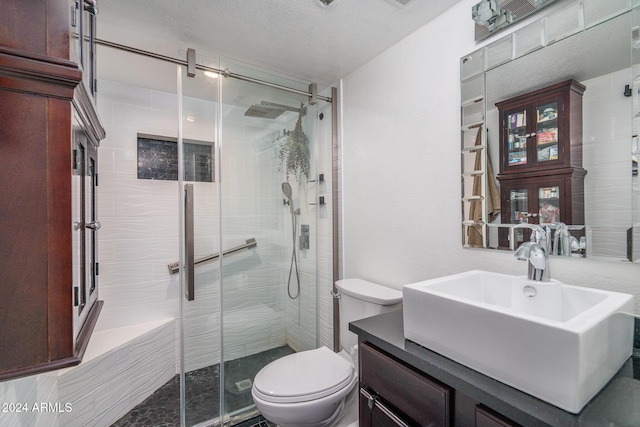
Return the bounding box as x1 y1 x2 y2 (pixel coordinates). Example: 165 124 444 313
336 278 403 354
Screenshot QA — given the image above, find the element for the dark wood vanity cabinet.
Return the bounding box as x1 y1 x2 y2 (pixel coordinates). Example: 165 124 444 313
475 406 522 427
496 80 586 247
0 0 104 380
359 342 521 427
359 342 451 426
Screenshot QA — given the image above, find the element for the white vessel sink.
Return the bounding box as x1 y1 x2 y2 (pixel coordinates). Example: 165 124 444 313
403 270 634 413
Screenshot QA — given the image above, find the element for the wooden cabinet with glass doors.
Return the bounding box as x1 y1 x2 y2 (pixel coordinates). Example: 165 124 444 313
496 80 586 249
0 0 104 380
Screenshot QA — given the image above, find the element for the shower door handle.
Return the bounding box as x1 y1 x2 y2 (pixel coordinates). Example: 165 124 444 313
184 183 195 301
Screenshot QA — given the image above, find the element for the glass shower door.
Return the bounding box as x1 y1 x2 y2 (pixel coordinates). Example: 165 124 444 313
179 57 222 427
178 54 320 426
219 59 319 424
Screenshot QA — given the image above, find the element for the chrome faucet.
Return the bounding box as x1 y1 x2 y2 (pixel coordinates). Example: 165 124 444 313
552 222 572 256
514 224 550 282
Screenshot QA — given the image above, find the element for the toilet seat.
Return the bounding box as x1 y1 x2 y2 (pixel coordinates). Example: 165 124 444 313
253 346 355 404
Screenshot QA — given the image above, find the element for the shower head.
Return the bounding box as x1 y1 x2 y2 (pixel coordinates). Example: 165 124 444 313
244 101 303 119
244 104 286 119
282 182 293 201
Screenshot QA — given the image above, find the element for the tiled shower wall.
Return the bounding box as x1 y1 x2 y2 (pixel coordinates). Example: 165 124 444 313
218 122 290 362
97 77 335 367
97 79 292 371
96 80 181 332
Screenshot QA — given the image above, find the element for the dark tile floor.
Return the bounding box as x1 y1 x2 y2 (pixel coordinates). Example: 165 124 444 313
233 415 275 427
112 346 291 426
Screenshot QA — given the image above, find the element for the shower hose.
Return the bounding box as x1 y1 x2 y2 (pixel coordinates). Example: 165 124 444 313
287 208 300 299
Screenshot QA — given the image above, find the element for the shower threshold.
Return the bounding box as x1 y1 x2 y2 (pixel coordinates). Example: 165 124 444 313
112 346 292 427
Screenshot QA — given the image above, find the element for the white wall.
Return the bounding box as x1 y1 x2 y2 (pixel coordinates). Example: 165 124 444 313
341 0 640 314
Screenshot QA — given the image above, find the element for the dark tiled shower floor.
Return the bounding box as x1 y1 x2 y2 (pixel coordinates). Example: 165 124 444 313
112 346 292 427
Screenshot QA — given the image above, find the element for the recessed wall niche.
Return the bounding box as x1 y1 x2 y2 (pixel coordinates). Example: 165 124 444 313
137 134 214 182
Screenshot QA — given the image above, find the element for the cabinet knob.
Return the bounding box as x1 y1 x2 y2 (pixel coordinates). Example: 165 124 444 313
86 221 101 231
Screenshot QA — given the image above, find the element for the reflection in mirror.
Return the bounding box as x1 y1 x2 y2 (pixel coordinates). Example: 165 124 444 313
461 4 639 262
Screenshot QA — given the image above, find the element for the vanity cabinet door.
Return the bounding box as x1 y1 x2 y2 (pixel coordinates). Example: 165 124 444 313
476 406 522 427
360 342 452 427
359 389 411 427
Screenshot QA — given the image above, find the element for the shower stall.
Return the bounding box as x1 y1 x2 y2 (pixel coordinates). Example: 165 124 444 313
0 41 334 427
176 55 323 426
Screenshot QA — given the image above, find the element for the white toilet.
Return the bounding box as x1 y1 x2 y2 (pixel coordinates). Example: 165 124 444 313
251 278 403 427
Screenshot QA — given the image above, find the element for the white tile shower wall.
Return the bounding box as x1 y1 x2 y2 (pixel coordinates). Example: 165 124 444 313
97 80 181 331
583 69 633 259
99 76 334 371
283 105 328 353
97 79 222 374
220 120 290 362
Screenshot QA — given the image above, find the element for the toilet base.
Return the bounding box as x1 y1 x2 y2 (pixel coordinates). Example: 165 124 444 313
275 399 345 427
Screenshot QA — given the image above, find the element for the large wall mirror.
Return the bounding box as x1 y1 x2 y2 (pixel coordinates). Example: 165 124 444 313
461 0 640 263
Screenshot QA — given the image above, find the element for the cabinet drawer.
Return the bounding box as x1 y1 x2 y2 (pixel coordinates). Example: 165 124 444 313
476 405 521 427
360 342 451 427
359 388 411 427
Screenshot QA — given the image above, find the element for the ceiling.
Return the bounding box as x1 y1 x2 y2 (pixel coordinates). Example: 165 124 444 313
97 0 464 88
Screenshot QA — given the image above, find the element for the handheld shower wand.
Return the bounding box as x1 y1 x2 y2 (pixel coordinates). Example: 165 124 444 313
282 182 294 213
282 182 300 299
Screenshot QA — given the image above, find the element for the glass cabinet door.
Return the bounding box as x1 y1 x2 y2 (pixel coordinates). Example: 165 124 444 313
86 145 99 304
506 108 528 167
509 188 529 224
509 188 529 247
538 185 561 224
535 100 559 164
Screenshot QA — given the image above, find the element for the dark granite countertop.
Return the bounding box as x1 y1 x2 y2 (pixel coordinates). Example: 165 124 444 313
350 309 640 427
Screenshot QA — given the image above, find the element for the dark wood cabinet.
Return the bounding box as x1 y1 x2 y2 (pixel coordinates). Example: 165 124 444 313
359 342 450 426
359 342 522 427
476 406 522 427
0 0 104 381
496 80 586 248
359 342 451 427
496 80 585 174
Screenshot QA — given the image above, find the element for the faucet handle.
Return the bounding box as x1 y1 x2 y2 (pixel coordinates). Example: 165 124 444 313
513 224 546 243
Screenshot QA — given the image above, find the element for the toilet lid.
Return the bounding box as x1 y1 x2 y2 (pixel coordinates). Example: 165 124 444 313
253 346 355 403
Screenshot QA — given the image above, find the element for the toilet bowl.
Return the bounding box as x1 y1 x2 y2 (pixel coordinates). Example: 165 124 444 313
252 346 357 427
251 278 403 426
